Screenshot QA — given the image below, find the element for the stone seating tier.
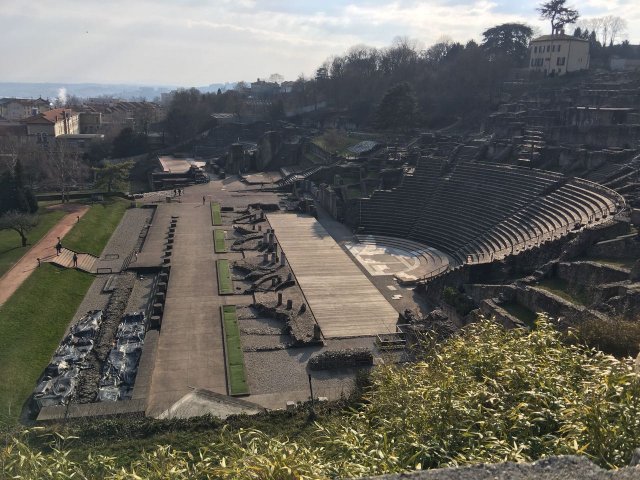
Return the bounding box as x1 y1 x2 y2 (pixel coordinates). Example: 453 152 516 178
358 161 622 264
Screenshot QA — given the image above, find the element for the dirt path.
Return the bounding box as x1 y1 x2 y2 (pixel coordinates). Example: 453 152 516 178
0 204 90 307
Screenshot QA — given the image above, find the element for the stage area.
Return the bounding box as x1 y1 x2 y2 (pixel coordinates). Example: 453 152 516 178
267 214 399 338
345 235 452 284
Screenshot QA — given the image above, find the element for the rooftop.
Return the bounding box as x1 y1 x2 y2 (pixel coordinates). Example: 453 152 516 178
22 108 78 124
157 155 206 174
531 34 589 43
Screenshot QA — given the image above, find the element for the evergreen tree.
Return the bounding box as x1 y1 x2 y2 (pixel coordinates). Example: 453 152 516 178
374 82 417 131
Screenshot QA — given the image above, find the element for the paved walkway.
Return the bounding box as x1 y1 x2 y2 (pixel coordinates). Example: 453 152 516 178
0 204 89 307
145 203 229 417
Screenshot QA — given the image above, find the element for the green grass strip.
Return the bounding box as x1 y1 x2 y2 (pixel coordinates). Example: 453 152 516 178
0 264 94 424
216 259 233 295
0 208 65 278
63 199 129 256
210 202 222 226
213 229 227 253
221 305 248 396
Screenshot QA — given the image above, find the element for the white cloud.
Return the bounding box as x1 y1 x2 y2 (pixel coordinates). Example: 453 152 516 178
1 0 639 86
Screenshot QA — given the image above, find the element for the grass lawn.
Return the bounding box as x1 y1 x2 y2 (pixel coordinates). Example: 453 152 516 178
0 264 94 424
213 229 227 253
63 199 129 256
210 202 222 226
583 256 636 270
0 209 65 278
501 301 538 327
216 259 233 295
221 305 249 396
537 278 589 306
311 130 360 155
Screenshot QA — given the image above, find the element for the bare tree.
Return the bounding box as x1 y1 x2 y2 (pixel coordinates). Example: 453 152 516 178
604 15 627 45
268 73 284 84
0 136 19 172
0 210 38 247
578 16 626 45
46 139 82 203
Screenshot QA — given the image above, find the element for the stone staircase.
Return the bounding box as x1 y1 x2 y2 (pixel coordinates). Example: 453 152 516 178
47 248 99 273
516 128 546 166
277 160 341 188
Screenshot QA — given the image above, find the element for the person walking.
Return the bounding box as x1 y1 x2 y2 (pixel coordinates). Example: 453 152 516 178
202 196 206 205
55 239 62 256
72 253 78 268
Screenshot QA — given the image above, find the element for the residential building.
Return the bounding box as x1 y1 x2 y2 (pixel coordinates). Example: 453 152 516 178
529 34 590 76
0 97 50 121
250 79 280 97
21 108 80 143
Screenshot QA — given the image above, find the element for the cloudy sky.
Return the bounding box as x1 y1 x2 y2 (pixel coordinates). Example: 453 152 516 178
2 0 639 86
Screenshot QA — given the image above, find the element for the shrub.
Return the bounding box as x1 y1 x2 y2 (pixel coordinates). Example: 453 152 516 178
3 319 640 478
571 318 640 358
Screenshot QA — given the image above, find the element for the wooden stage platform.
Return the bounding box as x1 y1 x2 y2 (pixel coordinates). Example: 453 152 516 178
267 213 398 338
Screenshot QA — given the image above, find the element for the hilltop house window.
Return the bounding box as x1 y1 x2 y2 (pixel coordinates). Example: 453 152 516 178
557 57 566 66
558 45 561 52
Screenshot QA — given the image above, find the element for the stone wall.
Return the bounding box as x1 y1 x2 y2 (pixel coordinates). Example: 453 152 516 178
308 348 373 371
479 299 526 329
548 125 640 148
557 261 630 297
515 286 604 328
587 234 640 259
464 284 516 305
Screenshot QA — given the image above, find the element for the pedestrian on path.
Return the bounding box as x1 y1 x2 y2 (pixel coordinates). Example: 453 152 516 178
37 258 41 267
55 238 62 256
76 215 80 223
72 253 78 268
202 196 206 205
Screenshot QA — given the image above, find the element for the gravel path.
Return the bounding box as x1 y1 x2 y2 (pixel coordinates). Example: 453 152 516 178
244 348 365 397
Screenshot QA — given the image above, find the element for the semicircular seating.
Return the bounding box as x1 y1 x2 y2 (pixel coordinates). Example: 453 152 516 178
357 159 624 266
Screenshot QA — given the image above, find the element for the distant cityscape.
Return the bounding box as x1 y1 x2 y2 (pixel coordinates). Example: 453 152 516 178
0 82 236 101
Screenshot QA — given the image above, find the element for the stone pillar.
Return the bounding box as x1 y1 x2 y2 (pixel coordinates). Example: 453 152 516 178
263 232 268 243
268 233 275 246
299 303 306 313
271 277 277 287
263 253 269 263
287 272 293 282
271 252 276 263
277 292 283 306
280 253 286 266
286 299 293 310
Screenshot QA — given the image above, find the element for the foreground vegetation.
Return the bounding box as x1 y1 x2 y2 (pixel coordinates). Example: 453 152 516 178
62 198 129 256
0 208 65 277
0 265 94 423
2 319 640 478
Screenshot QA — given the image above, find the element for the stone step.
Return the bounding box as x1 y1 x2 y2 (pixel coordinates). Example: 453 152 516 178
47 248 98 273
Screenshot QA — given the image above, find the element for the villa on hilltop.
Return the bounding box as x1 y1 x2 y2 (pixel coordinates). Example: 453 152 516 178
529 34 590 76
